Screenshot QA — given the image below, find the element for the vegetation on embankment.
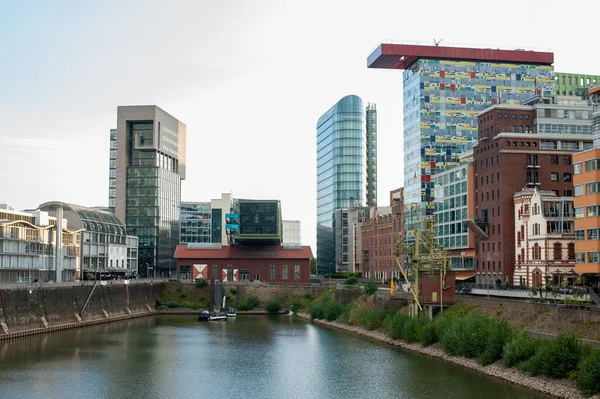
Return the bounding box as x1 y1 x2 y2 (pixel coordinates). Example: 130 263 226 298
300 292 600 397
157 282 211 310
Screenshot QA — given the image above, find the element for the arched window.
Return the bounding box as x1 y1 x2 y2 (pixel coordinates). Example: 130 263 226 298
567 243 575 260
533 243 540 260
553 243 562 260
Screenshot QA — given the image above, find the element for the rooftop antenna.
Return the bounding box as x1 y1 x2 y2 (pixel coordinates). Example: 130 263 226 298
433 38 443 47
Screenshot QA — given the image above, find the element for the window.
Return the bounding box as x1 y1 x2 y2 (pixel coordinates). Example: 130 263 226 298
587 205 600 217
568 243 575 260
550 156 559 165
212 265 218 279
587 182 600 195
553 243 562 260
588 228 600 240
282 265 288 280
294 265 300 280
576 230 585 241
575 185 584 197
506 141 510 146
550 172 559 182
588 252 600 263
533 243 541 259
564 156 572 165
576 252 585 263
270 264 276 280
574 162 583 175
586 159 600 172
563 173 572 182
512 114 516 119
575 207 585 219
532 223 540 235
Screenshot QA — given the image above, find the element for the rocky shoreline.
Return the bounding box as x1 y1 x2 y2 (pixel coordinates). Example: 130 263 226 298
297 313 599 399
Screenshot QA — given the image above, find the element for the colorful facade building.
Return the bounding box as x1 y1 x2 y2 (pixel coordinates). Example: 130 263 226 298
368 43 555 242
467 96 593 286
513 189 576 288
573 85 600 285
433 152 476 281
361 188 404 280
316 95 377 274
555 72 600 99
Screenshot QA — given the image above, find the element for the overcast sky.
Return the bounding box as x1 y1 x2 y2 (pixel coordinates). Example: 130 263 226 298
1 0 598 252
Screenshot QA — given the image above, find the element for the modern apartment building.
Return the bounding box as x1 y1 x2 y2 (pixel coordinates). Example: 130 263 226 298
513 189 575 288
110 106 186 278
0 204 81 283
467 96 593 286
368 43 555 242
39 202 138 280
334 206 370 273
433 153 476 278
316 95 377 274
361 188 404 280
573 85 600 285
180 202 211 244
555 72 600 99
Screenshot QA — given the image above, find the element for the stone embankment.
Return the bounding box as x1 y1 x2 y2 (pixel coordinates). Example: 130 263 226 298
297 313 600 399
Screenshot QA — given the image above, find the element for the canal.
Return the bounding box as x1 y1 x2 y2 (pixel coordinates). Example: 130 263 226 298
0 315 550 399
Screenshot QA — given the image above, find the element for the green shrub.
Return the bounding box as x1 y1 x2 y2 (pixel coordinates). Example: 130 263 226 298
477 319 513 366
180 293 187 299
577 350 600 396
246 295 260 308
344 275 359 286
418 319 438 346
364 280 377 295
195 278 208 288
156 298 163 307
337 303 356 324
503 334 539 367
521 334 585 379
441 314 488 358
229 288 237 296
310 302 325 320
323 301 344 321
389 313 410 340
265 299 282 313
166 301 180 308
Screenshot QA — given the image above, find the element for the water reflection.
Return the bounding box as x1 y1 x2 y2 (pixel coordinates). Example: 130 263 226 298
0 316 550 399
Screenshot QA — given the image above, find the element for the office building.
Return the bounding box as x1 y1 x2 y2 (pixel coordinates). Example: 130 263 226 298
513 189 575 288
368 43 555 242
334 206 370 273
555 72 600 99
362 188 404 280
110 106 186 278
38 202 138 280
467 96 593 286
180 202 211 244
433 153 476 279
573 85 600 286
316 95 377 274
0 204 81 283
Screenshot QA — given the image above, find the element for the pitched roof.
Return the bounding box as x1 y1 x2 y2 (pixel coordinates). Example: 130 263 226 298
174 244 313 260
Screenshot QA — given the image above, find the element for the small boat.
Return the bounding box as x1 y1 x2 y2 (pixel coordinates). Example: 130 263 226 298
226 308 237 318
208 312 228 322
198 310 210 322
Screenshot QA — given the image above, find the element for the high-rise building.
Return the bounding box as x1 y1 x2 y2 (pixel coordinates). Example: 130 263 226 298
316 95 377 274
368 43 555 242
110 106 186 278
180 202 211 244
334 206 370 273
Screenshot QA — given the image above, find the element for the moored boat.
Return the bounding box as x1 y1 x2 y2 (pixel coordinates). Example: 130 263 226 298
208 312 228 321
198 310 210 321
226 308 237 318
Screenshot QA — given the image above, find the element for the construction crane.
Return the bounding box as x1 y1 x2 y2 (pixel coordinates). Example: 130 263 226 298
395 218 449 317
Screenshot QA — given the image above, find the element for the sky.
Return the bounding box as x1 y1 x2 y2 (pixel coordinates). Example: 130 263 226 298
1 0 598 253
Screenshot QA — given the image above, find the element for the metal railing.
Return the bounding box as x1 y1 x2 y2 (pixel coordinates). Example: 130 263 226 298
0 278 168 290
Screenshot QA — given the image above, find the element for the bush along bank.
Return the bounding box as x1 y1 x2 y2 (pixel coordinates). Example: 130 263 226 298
304 295 600 398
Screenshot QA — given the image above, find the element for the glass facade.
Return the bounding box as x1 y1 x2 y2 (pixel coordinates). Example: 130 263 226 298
180 202 211 244
211 209 222 244
108 129 117 213
434 164 469 249
366 103 378 207
403 59 555 242
316 95 376 274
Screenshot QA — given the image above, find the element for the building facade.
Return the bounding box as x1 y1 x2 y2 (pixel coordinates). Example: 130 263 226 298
434 155 476 278
555 72 600 99
174 244 313 285
513 189 575 288
361 188 404 280
316 95 377 274
39 202 138 280
368 43 555 242
180 202 211 244
573 85 600 284
468 97 593 286
0 205 81 283
111 105 186 278
283 220 301 247
334 206 370 273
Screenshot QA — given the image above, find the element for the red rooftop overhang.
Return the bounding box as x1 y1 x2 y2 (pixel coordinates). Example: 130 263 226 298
367 43 554 70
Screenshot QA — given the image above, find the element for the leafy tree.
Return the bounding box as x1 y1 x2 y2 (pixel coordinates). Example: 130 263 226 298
310 258 317 275
364 280 377 295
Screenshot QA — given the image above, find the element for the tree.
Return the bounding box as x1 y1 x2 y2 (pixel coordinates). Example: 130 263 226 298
310 258 317 275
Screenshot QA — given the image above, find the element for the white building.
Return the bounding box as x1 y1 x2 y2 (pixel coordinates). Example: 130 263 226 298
0 204 82 283
513 188 576 287
283 220 301 247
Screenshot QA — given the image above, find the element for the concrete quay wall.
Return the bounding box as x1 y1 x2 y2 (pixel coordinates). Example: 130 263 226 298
0 282 164 340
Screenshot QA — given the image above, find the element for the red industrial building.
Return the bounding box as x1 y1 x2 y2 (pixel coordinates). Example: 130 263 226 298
174 244 313 285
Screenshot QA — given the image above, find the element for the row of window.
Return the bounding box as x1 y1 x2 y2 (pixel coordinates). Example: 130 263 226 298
574 158 600 175
576 252 600 264
575 204 600 219
496 113 530 120
574 182 600 197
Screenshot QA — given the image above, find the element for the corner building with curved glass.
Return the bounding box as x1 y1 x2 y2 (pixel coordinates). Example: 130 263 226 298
316 95 377 274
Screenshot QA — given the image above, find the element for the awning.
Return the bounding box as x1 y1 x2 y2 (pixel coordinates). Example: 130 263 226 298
455 273 476 281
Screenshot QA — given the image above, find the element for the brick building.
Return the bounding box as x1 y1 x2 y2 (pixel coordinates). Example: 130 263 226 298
174 244 313 285
361 188 404 280
467 96 593 286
